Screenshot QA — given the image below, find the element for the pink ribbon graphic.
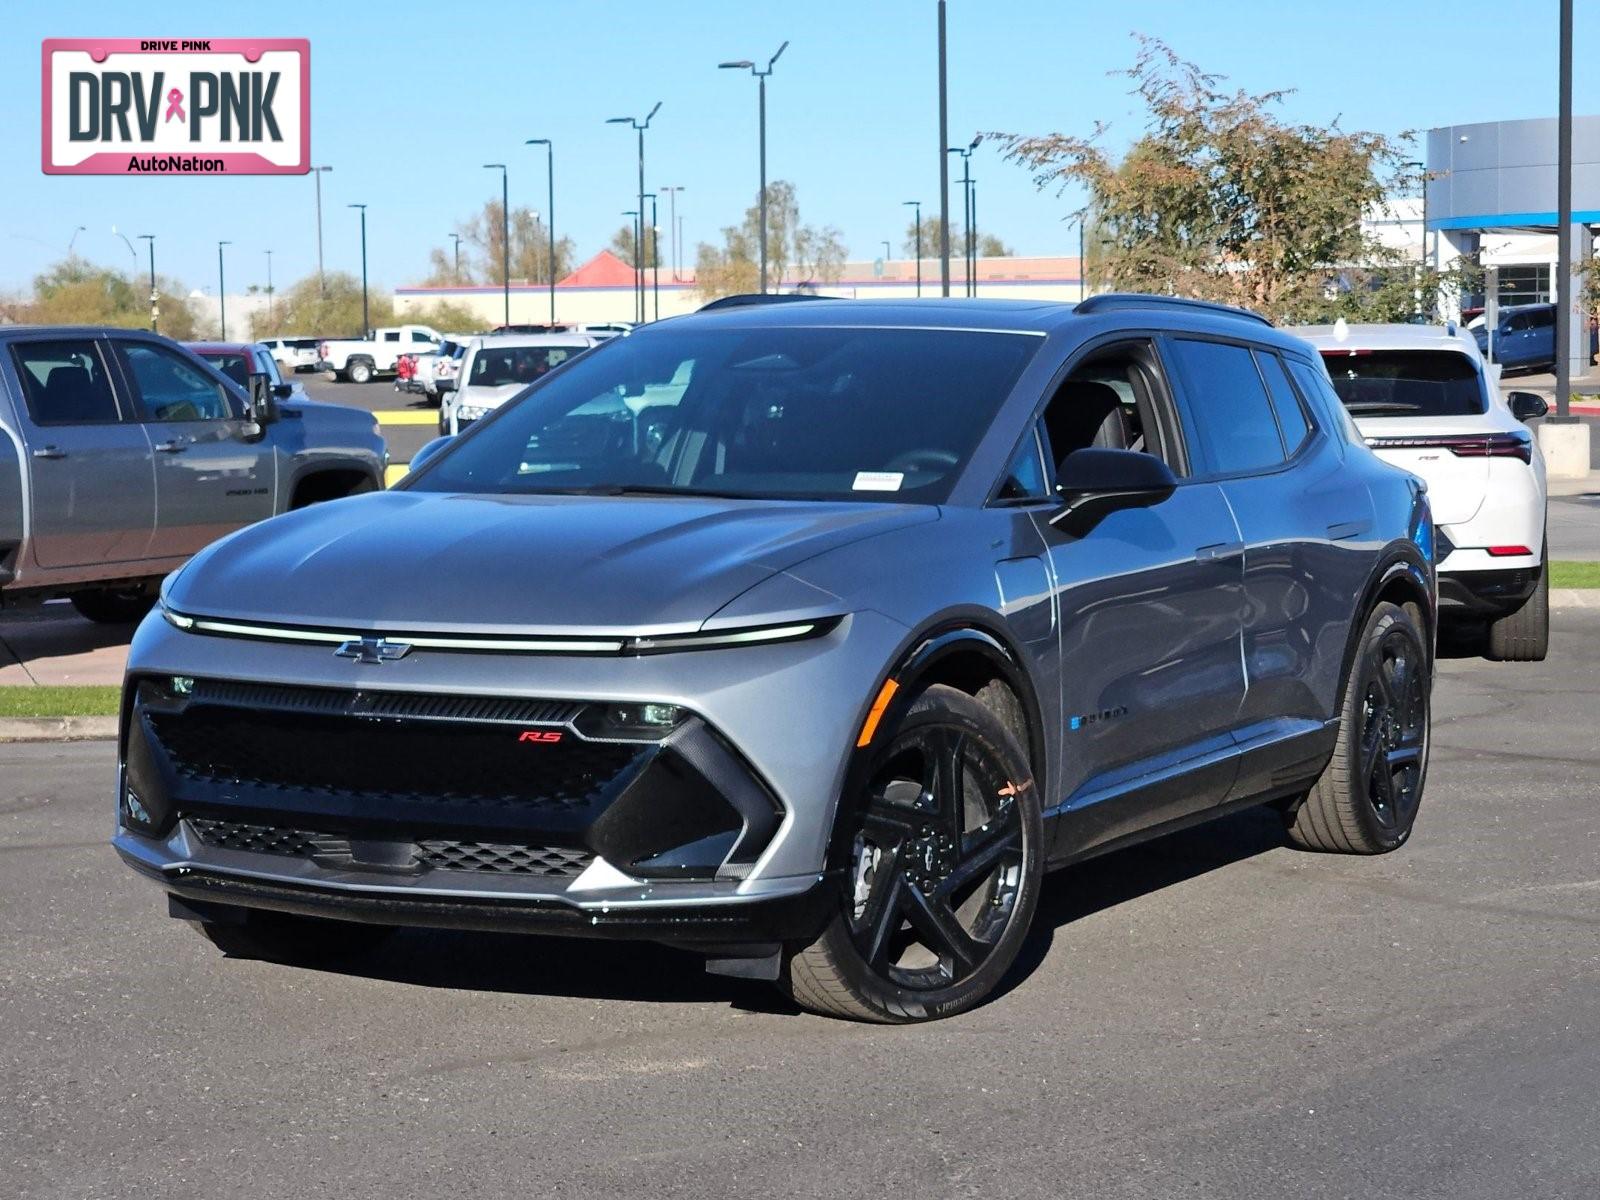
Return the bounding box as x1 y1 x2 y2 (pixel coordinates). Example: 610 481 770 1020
164 88 185 123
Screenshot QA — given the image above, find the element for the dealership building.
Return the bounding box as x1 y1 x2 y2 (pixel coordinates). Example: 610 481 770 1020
1424 115 1600 374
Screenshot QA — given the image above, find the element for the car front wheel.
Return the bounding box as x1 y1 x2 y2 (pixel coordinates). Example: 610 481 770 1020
1286 601 1430 854
782 684 1043 1022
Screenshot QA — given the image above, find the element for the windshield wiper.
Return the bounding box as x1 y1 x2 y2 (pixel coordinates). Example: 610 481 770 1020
1344 401 1424 414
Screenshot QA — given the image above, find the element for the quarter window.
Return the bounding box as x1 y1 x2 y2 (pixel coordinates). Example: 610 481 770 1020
120 343 235 422
1255 351 1311 453
10 339 121 425
1166 338 1284 475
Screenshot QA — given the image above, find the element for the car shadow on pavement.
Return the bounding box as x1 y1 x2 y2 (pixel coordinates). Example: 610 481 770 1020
309 807 1294 1019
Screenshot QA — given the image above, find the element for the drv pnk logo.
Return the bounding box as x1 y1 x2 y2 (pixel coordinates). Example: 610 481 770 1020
42 38 309 176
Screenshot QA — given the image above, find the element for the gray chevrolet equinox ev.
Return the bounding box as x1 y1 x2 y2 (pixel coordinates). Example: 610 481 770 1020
115 295 1435 1022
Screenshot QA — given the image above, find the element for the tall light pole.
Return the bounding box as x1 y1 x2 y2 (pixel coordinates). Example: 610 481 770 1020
312 165 332 296
948 138 978 297
662 185 686 280
483 163 510 327
607 103 662 322
348 204 368 336
1555 0 1576 421
111 226 137 263
68 224 86 255
969 178 979 296
903 200 922 296
644 192 660 321
526 138 557 326
937 0 950 297
450 233 463 283
720 42 787 293
217 240 231 340
138 234 157 331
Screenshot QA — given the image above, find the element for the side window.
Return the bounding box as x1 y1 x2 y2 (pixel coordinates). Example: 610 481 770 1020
119 343 236 422
995 425 1050 502
1254 351 1312 454
383 331 401 343
1505 312 1531 333
1165 338 1285 475
10 339 122 425
255 350 284 384
1038 341 1182 479
411 330 435 343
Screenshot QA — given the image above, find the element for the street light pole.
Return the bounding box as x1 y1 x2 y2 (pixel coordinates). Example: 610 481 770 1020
217 241 231 340
948 143 975 297
903 201 922 296
348 204 368 336
937 0 950 297
526 139 557 326
969 178 978 297
483 164 509 327
644 192 660 322
720 43 787 294
1555 0 1575 421
265 249 274 326
312 165 332 296
607 104 662 321
137 234 157 331
662 186 685 281
450 233 462 283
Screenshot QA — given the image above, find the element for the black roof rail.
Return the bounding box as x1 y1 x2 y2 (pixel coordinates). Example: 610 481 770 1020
1074 293 1273 327
697 292 840 312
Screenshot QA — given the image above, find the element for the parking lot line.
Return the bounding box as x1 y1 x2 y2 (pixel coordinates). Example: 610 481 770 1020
373 410 438 426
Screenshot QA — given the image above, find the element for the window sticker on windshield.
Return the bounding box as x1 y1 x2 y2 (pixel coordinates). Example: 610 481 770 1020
853 471 905 492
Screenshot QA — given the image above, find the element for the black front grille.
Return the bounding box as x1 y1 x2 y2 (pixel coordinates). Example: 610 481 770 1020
187 817 593 879
147 698 644 816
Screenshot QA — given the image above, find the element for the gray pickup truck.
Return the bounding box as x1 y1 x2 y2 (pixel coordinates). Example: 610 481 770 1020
0 326 387 622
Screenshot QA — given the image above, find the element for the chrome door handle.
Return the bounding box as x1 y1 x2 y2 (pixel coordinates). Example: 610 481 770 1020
153 439 188 454
1194 541 1244 563
30 445 66 459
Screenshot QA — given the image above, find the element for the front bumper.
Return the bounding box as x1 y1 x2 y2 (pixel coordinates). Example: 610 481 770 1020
113 607 911 938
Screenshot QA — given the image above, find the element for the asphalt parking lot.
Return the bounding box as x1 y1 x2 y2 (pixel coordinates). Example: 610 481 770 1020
5 613 1599 1199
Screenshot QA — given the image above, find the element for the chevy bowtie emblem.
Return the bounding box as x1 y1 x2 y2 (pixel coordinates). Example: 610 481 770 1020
334 637 412 664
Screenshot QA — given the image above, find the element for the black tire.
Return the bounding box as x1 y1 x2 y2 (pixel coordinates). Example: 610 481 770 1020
347 358 374 384
1287 602 1429 854
1486 552 1549 662
70 589 154 624
193 907 395 965
781 684 1043 1022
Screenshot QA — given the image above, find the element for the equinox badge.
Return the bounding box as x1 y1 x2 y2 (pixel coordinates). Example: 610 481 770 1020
334 637 412 665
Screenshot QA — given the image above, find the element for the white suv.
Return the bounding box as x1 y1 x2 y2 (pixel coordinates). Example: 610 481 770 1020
439 334 600 435
1291 320 1550 661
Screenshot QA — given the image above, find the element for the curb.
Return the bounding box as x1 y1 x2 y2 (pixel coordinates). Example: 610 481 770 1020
1552 589 1600 609
0 716 118 743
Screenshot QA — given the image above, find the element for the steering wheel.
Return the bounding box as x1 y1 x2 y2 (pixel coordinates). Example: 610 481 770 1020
884 448 959 474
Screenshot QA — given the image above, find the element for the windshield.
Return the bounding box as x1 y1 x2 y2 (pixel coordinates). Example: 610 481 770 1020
199 351 251 387
1319 349 1486 417
409 326 1040 503
466 344 585 389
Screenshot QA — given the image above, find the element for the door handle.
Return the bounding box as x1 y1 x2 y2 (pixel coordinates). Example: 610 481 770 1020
1194 540 1244 563
153 439 188 454
30 445 66 460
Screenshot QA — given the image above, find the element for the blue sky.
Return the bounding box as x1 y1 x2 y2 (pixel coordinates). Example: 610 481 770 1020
5 0 1599 296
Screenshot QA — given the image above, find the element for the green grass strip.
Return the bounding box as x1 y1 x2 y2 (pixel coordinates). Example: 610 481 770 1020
0 686 121 718
1550 561 1600 589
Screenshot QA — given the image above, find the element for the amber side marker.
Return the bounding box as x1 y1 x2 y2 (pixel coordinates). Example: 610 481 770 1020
856 678 901 748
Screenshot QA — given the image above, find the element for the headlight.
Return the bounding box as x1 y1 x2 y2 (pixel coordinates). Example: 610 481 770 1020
457 403 490 422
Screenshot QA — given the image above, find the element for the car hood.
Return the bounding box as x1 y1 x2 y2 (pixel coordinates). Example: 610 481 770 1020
167 490 937 634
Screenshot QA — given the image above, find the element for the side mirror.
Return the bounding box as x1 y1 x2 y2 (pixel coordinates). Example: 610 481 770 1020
1507 390 1549 422
406 434 454 478
1050 448 1178 534
246 373 279 425
271 382 295 400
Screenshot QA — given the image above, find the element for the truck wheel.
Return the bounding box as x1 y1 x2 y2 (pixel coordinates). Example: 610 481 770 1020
70 589 154 624
348 359 374 384
1485 553 1549 662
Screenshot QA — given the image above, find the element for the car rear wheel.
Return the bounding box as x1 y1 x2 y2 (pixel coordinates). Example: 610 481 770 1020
781 684 1043 1022
347 358 374 384
70 588 154 624
1286 601 1429 854
193 907 395 965
1485 551 1549 662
